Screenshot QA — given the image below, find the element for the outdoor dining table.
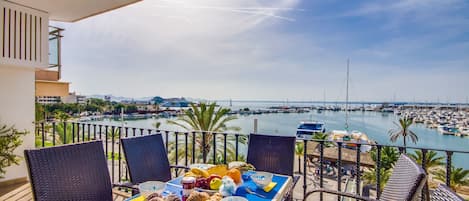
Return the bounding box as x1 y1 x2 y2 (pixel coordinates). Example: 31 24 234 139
125 171 293 201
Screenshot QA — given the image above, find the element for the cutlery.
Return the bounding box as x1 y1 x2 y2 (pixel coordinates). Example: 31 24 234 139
245 187 266 198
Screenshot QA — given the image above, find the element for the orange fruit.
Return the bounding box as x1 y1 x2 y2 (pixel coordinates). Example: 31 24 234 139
226 168 242 184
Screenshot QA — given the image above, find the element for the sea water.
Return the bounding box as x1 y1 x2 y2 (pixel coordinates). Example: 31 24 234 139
91 102 469 169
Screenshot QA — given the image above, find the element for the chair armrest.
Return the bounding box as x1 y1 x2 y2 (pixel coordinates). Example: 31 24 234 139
170 165 190 171
113 182 139 191
306 188 377 201
112 189 132 199
113 182 139 196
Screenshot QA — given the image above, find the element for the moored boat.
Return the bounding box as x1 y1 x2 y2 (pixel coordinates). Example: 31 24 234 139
296 121 326 139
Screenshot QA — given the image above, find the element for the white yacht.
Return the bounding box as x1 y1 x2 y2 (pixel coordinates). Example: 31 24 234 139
296 121 326 139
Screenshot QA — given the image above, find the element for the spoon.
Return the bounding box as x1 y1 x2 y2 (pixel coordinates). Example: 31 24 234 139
245 188 266 198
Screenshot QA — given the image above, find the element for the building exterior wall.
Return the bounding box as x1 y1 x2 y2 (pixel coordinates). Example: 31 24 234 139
35 70 60 81
35 80 69 97
62 92 86 104
0 66 35 182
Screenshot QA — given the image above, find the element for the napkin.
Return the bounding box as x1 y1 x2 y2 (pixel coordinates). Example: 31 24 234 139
131 196 145 201
263 182 277 193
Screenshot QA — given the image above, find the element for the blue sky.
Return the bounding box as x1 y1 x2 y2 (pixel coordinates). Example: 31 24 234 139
52 0 469 102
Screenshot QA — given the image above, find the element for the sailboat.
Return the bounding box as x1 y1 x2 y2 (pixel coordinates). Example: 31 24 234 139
329 59 372 152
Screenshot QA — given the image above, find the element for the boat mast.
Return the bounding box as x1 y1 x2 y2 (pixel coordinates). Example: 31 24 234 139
345 59 350 131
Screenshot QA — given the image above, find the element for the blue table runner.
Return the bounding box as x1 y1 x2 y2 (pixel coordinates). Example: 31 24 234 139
126 172 289 201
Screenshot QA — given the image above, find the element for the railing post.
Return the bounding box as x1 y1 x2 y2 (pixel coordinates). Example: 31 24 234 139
337 142 342 201
175 132 179 166
192 132 196 164
72 122 75 143
41 122 45 147
235 134 240 161
213 132 217 164
82 123 85 141
105 125 108 157
446 151 453 187
132 128 136 137
319 141 324 201
356 144 361 196
140 128 144 136
184 132 189 166
76 123 80 142
165 131 170 152
376 145 382 199
125 127 129 181
303 140 308 200
118 127 122 183
223 133 227 164
202 131 207 163
87 124 91 140
98 125 102 140
111 126 115 183
52 122 56 146
63 122 67 144
93 124 97 140
421 149 428 201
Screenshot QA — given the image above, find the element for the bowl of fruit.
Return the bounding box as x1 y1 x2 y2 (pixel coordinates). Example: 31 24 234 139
184 164 245 195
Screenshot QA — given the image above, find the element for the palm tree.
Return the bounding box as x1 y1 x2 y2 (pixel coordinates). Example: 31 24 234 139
409 150 444 170
295 142 304 173
167 102 242 163
364 146 399 189
409 150 445 200
55 122 74 144
52 111 73 144
54 111 70 122
388 117 418 147
433 166 469 191
362 167 392 191
370 146 400 170
166 133 247 164
312 132 333 147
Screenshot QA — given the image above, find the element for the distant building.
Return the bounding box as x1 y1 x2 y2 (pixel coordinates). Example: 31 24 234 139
161 97 190 107
62 92 87 104
35 96 62 104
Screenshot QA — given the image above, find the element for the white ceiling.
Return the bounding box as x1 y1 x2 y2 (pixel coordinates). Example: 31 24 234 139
6 0 141 22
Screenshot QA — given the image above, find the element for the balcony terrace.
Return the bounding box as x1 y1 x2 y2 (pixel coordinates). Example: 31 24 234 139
1 121 467 201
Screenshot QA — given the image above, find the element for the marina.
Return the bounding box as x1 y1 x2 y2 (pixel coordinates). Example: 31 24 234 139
88 103 469 169
396 107 469 136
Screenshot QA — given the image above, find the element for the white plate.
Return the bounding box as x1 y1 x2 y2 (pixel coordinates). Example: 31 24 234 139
221 196 248 201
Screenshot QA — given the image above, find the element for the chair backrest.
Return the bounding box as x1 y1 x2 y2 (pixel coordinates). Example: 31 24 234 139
120 134 172 184
246 133 296 176
25 141 113 201
431 184 465 201
380 154 427 201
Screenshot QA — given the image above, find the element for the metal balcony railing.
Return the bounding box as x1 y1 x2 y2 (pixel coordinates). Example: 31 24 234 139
35 121 469 201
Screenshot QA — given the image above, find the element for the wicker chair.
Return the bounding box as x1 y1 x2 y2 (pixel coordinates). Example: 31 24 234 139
305 154 427 201
246 133 298 200
120 134 189 185
24 140 132 201
431 184 465 201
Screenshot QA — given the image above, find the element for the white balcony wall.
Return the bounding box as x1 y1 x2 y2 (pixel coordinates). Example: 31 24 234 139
0 1 49 69
0 1 47 182
0 65 35 182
